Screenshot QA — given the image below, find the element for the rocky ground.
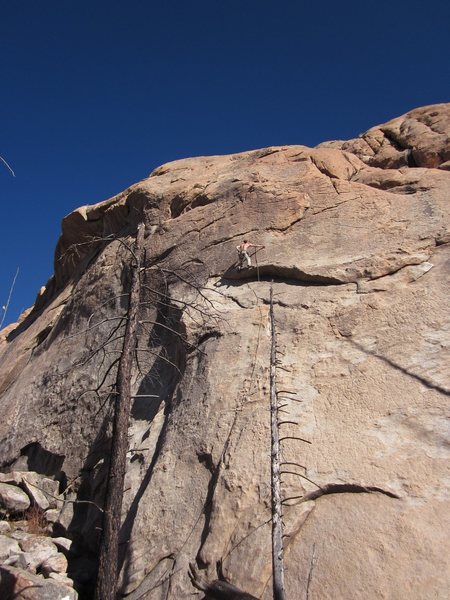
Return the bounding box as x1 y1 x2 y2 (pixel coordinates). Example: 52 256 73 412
0 470 95 598
0 103 449 599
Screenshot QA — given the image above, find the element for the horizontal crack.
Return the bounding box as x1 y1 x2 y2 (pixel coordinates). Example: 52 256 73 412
360 254 433 284
221 264 345 286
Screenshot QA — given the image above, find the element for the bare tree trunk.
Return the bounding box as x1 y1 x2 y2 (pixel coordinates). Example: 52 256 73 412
95 223 145 600
189 563 259 599
269 286 286 600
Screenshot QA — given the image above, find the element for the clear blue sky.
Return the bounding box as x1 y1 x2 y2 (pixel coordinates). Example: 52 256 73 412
1 0 449 326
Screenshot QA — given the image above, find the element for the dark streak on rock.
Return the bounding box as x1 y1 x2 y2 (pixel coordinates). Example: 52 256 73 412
286 483 399 505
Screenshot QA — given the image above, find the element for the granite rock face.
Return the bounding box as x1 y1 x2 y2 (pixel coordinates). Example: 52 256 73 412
0 103 449 599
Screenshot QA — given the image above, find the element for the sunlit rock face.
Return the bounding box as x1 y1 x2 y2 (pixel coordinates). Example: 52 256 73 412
0 103 449 599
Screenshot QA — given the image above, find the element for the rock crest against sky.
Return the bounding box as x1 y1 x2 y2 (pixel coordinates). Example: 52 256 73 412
0 104 449 599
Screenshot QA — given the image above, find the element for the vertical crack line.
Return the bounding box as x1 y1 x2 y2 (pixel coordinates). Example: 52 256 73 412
269 285 287 600
305 543 317 600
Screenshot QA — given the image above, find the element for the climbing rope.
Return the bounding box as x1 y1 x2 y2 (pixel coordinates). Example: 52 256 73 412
244 245 265 396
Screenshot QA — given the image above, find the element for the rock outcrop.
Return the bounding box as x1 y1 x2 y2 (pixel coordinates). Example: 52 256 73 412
0 103 449 599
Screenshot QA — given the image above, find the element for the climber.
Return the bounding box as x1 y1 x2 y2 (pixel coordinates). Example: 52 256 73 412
236 240 264 270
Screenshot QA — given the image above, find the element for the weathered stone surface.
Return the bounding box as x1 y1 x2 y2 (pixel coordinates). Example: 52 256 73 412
0 534 21 561
18 536 59 572
39 478 61 509
3 550 29 569
48 571 75 588
50 500 74 537
51 537 75 555
21 473 50 511
0 483 30 514
0 471 23 486
320 103 450 170
0 565 77 599
11 471 61 512
0 520 11 534
0 103 449 598
40 552 68 576
10 528 30 541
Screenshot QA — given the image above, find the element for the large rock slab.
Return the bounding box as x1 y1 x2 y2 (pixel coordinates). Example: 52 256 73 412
0 103 449 598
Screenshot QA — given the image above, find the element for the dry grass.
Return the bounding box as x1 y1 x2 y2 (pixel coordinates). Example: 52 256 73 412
23 504 49 535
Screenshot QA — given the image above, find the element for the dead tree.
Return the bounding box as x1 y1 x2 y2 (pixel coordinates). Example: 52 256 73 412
269 285 286 600
62 226 226 598
189 563 259 599
95 223 145 600
61 225 237 598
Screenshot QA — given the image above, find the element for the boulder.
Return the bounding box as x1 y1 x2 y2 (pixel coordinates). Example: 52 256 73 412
21 473 50 511
44 508 61 525
48 572 75 587
39 478 61 509
3 551 29 569
0 472 23 486
19 536 58 572
0 483 30 514
0 534 21 561
0 565 78 599
51 537 76 556
50 500 74 537
40 552 68 577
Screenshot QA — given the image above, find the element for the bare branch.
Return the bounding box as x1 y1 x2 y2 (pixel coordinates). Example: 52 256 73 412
279 471 323 490
66 315 127 340
22 476 104 513
279 396 303 403
222 516 271 562
0 267 19 329
281 495 304 504
0 154 15 177
75 334 125 368
139 318 206 356
135 347 182 375
281 461 307 470
279 435 312 444
87 295 130 326
77 357 120 399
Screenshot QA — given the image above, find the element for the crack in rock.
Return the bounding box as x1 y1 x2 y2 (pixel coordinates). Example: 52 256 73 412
286 483 400 506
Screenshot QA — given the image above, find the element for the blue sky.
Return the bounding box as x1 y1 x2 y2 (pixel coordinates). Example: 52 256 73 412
1 0 449 327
